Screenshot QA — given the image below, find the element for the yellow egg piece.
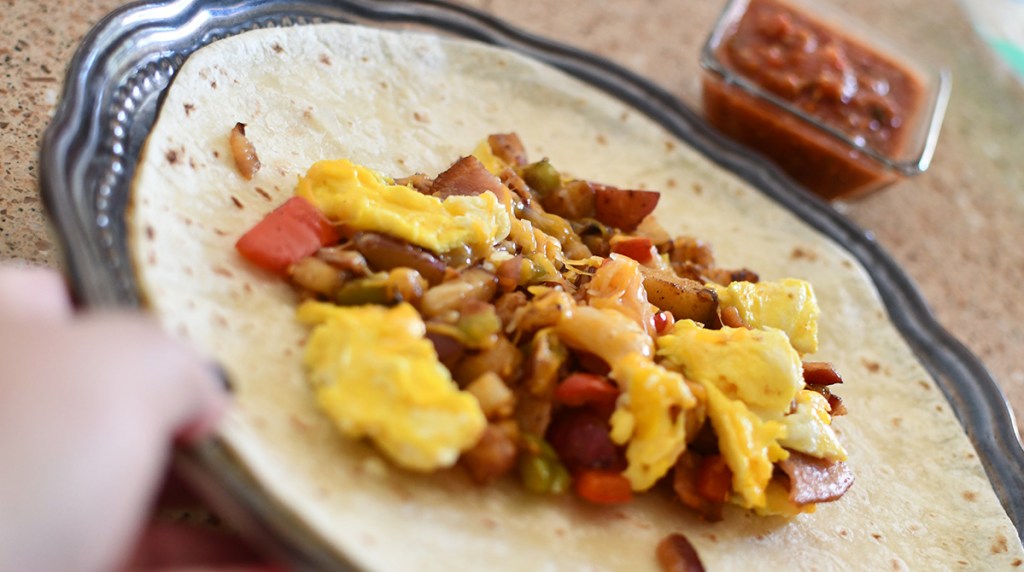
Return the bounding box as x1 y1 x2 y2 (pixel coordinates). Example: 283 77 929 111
296 159 510 254
471 140 509 175
608 354 696 491
297 301 486 472
711 278 820 355
657 320 804 414
704 382 788 509
778 390 848 461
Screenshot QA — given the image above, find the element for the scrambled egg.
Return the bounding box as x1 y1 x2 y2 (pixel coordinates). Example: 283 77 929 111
283 148 844 515
297 301 486 471
296 159 510 254
658 318 833 508
555 305 694 491
658 320 804 412
703 382 788 508
608 354 696 491
712 278 820 354
472 140 507 175
779 390 848 461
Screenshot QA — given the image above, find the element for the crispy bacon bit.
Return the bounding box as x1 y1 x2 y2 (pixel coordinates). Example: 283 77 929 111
719 305 747 329
394 173 434 195
803 361 844 386
777 451 855 506
487 132 528 166
672 451 725 521
432 156 508 200
656 534 706 572
462 423 518 484
825 391 847 416
695 455 732 504
230 122 261 180
805 383 848 416
705 267 760 285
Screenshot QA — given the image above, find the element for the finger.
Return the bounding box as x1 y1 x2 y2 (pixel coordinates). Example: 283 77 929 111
0 312 229 572
74 312 229 441
124 522 271 570
0 265 72 321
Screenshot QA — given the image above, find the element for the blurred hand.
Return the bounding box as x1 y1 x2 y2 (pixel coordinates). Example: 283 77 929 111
0 266 259 571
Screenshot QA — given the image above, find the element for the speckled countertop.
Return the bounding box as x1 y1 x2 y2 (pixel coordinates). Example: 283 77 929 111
2 0 1022 435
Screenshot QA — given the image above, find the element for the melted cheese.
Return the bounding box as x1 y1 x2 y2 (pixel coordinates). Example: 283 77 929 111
297 301 486 471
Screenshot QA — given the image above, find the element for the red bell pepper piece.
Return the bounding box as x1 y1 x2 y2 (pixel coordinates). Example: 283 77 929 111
235 196 340 275
574 469 633 504
553 373 620 416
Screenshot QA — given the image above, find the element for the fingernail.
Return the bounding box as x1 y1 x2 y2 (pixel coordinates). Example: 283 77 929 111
210 362 234 393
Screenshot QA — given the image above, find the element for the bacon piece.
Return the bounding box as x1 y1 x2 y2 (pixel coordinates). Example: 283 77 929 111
229 122 261 180
488 133 528 166
777 451 855 506
803 361 844 386
672 451 725 521
656 534 706 572
705 267 760 285
432 156 508 200
805 383 848 416
719 305 747 329
394 173 434 195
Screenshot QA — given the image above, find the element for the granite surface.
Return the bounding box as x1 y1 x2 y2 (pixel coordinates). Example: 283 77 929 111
1 0 1021 434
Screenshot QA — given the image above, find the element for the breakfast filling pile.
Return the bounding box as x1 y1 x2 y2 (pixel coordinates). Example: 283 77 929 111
234 132 853 522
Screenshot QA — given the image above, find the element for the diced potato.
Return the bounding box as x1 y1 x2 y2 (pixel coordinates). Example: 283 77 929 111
466 372 516 419
593 186 660 231
419 268 498 318
453 335 523 387
639 265 719 326
462 423 518 484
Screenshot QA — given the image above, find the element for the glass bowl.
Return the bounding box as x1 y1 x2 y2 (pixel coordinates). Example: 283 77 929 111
700 0 952 201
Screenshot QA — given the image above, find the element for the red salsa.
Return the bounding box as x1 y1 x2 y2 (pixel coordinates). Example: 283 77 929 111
703 0 926 200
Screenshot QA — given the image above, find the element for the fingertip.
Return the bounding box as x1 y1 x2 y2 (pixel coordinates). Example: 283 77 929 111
0 265 72 321
76 313 231 444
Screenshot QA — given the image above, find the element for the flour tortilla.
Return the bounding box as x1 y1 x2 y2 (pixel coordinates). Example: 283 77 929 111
129 24 1023 570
